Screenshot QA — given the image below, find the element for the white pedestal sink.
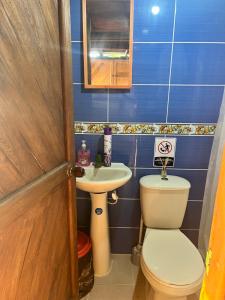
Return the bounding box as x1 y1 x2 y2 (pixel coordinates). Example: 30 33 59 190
76 163 132 276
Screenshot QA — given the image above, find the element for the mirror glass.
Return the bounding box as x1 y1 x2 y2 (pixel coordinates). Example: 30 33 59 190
83 0 133 88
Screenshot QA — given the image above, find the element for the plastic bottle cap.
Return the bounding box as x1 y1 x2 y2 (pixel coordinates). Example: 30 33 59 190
104 127 112 135
81 140 87 150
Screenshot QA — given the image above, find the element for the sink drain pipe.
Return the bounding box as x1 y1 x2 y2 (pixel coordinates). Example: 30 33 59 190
108 190 119 205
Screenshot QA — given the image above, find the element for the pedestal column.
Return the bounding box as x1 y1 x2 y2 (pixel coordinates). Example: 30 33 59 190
90 192 111 276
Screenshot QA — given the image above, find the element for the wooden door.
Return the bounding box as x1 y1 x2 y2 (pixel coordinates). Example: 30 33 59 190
0 1 78 299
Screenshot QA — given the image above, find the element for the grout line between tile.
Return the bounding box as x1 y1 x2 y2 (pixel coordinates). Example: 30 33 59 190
132 83 169 86
77 196 137 200
188 200 203 202
133 138 138 177
75 121 216 125
109 198 139 201
75 132 215 137
166 0 177 123
173 41 225 44
134 41 172 44
181 229 200 231
71 40 225 44
75 166 208 172
71 41 225 44
109 227 200 230
131 167 208 171
73 82 225 87
170 84 225 87
94 283 136 287
133 41 225 44
76 196 203 202
109 226 140 229
78 225 201 230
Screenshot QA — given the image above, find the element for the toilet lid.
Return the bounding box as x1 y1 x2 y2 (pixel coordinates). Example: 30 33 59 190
142 229 204 286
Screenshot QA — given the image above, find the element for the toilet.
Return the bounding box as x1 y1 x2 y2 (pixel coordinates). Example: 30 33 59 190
140 175 204 300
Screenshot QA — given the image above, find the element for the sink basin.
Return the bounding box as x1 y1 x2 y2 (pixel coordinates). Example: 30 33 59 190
76 163 132 193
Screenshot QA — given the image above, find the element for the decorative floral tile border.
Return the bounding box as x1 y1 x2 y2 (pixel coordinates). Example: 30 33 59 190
74 122 216 136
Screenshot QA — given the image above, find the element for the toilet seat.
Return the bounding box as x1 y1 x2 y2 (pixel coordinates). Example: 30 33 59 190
141 229 204 296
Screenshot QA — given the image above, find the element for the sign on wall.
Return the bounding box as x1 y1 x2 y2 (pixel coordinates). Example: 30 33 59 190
154 137 177 167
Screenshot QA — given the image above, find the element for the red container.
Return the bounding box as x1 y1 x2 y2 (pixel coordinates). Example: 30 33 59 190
78 231 94 298
78 231 92 258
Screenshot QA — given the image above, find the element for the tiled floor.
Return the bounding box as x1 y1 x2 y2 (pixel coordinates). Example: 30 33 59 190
82 254 138 300
82 254 200 300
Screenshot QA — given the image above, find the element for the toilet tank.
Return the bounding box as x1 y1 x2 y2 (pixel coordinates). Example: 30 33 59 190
140 175 191 229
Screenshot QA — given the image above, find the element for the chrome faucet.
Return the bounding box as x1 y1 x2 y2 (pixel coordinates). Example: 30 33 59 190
94 153 103 168
161 158 169 180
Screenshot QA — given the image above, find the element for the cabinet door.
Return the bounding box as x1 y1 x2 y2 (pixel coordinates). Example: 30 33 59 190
112 60 130 86
91 59 112 85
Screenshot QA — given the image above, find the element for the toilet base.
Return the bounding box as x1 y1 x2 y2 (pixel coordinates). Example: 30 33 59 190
145 281 187 300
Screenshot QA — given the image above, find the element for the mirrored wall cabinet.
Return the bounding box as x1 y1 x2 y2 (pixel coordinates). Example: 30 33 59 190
82 0 134 89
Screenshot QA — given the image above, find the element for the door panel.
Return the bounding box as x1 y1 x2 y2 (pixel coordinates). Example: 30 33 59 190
0 0 65 198
0 166 71 300
0 0 77 299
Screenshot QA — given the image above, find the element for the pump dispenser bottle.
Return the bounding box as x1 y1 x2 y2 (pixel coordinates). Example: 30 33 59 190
77 140 90 166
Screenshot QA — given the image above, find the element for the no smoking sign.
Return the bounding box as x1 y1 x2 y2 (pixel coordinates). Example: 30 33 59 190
158 141 173 155
154 138 176 167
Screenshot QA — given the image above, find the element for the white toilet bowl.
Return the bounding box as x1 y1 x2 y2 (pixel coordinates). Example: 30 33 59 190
141 229 204 300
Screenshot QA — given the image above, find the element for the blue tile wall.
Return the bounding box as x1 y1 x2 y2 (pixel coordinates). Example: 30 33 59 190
108 86 168 122
171 44 225 84
134 0 175 42
72 43 83 84
133 43 172 84
109 200 141 228
74 85 108 122
70 0 82 41
175 0 225 42
168 87 224 123
110 228 140 254
111 135 137 167
71 0 225 253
